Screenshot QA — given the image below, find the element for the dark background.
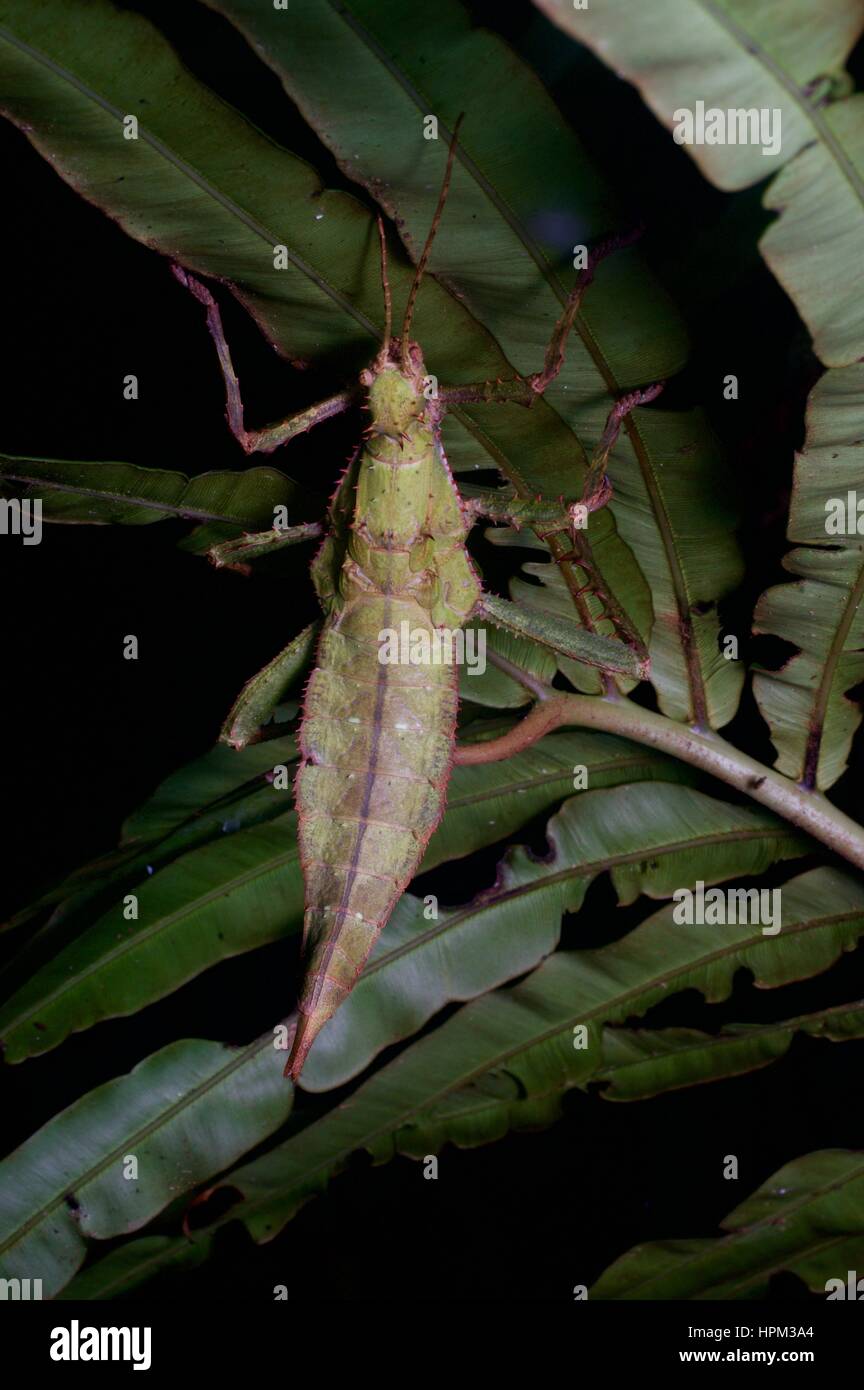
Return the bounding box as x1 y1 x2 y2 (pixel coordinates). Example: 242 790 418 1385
1 0 862 1300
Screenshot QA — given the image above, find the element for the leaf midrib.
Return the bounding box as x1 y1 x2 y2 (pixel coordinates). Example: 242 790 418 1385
0 464 269 525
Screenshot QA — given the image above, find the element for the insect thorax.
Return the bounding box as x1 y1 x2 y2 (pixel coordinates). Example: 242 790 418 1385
337 357 480 626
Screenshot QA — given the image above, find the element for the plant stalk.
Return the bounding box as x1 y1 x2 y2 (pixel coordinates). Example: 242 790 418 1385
455 693 864 872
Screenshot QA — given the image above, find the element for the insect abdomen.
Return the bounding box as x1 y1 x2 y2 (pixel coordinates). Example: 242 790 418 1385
290 593 458 1077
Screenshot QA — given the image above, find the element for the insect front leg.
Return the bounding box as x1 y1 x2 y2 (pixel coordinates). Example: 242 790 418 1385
439 232 645 410
172 265 355 453
465 384 663 537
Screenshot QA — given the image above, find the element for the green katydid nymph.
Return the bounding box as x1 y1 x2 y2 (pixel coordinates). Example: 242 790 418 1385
173 120 661 1081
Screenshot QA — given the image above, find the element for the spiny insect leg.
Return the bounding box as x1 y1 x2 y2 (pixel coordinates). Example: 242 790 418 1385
208 522 323 573
243 392 356 455
464 384 663 535
466 382 663 677
438 377 536 408
171 264 354 453
527 229 647 397
579 382 664 514
220 621 320 750
477 593 647 678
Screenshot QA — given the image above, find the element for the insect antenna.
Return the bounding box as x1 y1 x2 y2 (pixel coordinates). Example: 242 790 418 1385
376 214 393 356
400 113 465 369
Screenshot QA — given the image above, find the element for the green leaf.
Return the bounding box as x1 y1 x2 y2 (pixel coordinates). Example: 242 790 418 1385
121 735 299 847
0 454 305 528
5 862 856 1294
0 0 616 499
0 1037 292 1299
0 744 299 1031
5 769 803 1076
753 365 864 789
538 0 864 366
205 0 743 725
590 1150 864 1299
598 999 864 1101
0 815 303 1062
56 1235 212 1301
0 731 300 942
129 727 690 872
198 862 861 1243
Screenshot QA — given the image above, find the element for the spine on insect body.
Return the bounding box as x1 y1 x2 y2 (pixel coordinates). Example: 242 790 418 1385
288 359 481 1079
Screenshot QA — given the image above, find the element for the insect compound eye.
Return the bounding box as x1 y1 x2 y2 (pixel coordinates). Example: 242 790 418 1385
410 343 423 369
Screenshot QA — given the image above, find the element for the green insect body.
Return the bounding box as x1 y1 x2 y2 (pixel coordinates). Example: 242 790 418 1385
292 353 481 1078
180 126 660 1083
